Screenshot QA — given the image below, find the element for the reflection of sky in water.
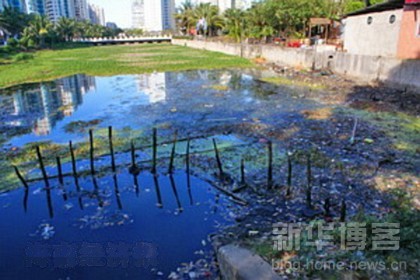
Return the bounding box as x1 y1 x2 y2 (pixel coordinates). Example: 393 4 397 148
0 70 322 147
0 170 233 279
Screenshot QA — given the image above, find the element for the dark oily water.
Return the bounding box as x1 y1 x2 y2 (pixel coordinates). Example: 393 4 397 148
0 170 235 279
0 70 321 147
0 70 323 279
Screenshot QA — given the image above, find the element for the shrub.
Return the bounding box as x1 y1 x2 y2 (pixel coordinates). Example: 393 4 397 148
12 53 34 62
7 38 19 48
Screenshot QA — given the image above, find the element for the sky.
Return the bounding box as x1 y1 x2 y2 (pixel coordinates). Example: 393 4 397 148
88 0 184 29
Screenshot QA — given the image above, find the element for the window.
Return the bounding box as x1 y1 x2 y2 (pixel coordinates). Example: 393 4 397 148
417 22 420 38
389 15 396 24
367 16 373 25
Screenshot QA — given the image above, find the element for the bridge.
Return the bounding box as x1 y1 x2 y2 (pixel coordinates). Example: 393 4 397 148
73 35 172 46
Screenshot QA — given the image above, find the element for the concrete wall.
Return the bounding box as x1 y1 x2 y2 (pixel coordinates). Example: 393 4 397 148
343 9 403 57
397 7 420 59
172 39 420 89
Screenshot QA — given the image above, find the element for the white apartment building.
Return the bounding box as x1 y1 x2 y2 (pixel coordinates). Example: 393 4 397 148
134 0 175 32
132 0 145 29
88 3 105 26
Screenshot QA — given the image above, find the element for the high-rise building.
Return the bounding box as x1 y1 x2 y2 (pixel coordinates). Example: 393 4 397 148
73 0 88 21
27 0 91 22
132 0 145 29
27 0 45 15
135 0 175 32
89 3 105 26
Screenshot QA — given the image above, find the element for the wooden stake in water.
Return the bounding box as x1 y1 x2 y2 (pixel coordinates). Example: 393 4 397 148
35 146 50 189
89 129 95 176
13 165 29 189
168 130 178 174
212 139 224 178
152 128 157 174
69 141 80 192
46 187 54 218
56 157 67 201
108 126 116 172
287 153 292 187
56 157 63 185
129 140 140 175
306 154 313 208
240 158 246 186
113 174 123 210
23 187 28 213
169 175 183 212
324 197 331 216
186 138 193 205
267 141 273 189
153 174 163 208
340 200 347 222
186 138 191 174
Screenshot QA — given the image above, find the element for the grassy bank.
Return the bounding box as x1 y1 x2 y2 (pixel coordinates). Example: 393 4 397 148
0 43 253 88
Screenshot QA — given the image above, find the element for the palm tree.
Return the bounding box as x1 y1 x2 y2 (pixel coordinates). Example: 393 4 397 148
175 0 195 35
193 3 223 36
22 15 53 48
56 17 76 41
0 7 31 37
224 8 246 43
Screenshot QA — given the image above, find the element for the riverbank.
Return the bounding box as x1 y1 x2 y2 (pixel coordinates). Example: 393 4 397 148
172 39 420 89
0 43 253 88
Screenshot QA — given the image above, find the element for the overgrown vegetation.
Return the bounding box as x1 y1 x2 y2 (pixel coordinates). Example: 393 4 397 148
0 43 252 88
176 0 387 42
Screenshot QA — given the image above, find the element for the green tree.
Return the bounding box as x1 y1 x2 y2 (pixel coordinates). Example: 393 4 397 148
193 3 223 36
55 17 76 41
0 7 32 37
224 8 246 43
175 0 195 35
21 15 54 48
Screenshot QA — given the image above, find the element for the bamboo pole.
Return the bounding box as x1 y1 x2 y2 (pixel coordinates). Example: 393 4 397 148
69 141 79 188
56 156 67 201
129 140 140 175
109 126 116 172
340 200 346 222
241 158 245 185
186 138 193 205
212 139 224 178
113 174 123 210
152 128 157 174
13 165 29 189
267 141 273 189
153 174 163 208
35 146 49 188
89 129 95 176
306 154 312 208
286 152 292 196
169 175 183 211
168 130 178 174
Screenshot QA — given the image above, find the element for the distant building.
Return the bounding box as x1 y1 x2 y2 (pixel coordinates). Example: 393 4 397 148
138 0 175 32
343 0 420 59
73 0 88 21
27 0 45 15
27 0 95 23
89 3 105 26
132 0 145 29
106 22 118 29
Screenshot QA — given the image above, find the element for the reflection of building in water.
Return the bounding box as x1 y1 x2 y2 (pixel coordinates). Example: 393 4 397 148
135 73 168 104
0 74 96 136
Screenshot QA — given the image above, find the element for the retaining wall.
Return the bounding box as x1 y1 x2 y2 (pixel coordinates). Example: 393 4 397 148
172 39 420 89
